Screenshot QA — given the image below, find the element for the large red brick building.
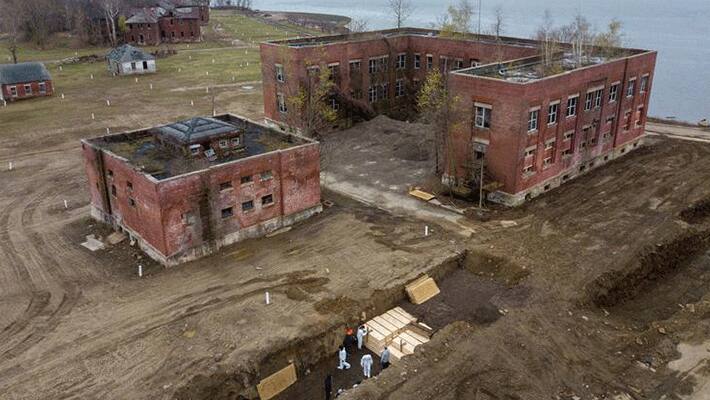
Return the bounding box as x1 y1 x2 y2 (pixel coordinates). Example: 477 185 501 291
124 1 207 46
260 28 656 205
82 114 322 266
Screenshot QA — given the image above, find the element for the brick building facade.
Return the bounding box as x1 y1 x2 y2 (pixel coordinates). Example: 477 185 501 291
124 5 204 46
260 29 656 205
81 114 322 266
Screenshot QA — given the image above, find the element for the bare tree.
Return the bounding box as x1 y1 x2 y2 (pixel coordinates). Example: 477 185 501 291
439 0 475 37
388 0 413 29
96 0 122 46
594 19 623 59
534 10 561 73
348 17 369 33
490 6 505 61
0 0 24 63
558 14 594 67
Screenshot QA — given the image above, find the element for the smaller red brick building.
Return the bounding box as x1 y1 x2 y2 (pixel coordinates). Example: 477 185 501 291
82 114 322 266
0 62 53 103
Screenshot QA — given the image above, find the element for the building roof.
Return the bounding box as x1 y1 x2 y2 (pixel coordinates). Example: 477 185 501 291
155 117 238 144
125 8 162 24
0 62 51 85
107 45 156 63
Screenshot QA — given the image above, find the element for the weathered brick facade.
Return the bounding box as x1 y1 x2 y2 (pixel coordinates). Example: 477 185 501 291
260 29 657 205
124 6 203 46
1 80 53 102
81 114 322 266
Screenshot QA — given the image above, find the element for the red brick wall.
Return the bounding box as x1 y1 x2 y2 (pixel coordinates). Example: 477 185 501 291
125 23 161 45
158 18 201 43
2 80 53 101
447 51 657 196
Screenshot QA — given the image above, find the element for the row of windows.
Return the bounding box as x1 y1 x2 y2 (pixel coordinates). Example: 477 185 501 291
221 194 274 218
7 82 47 97
219 170 273 191
525 74 650 133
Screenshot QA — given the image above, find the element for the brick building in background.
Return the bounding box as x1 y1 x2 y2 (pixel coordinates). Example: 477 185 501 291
260 28 656 205
0 62 53 103
82 114 322 266
124 1 206 46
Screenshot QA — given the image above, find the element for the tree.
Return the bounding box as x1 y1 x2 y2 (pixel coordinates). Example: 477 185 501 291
489 6 505 61
387 0 413 30
0 0 23 63
287 64 339 139
96 0 122 46
416 71 462 178
558 14 594 67
595 19 623 59
439 0 475 38
534 10 561 74
348 17 369 33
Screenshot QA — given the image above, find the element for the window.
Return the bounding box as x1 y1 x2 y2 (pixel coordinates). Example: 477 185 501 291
474 104 492 129
107 169 114 178
277 93 287 113
221 207 233 218
262 194 274 206
219 181 232 191
566 96 578 117
426 54 433 70
369 56 388 74
543 157 554 168
306 65 320 77
640 75 649 93
349 60 361 74
470 59 480 67
454 59 464 70
524 147 536 157
545 140 556 150
368 59 377 74
548 103 559 125
241 200 254 212
131 62 136 70
594 89 603 109
189 144 201 155
38 82 46 94
564 131 574 140
396 53 406 70
624 110 632 130
414 54 421 69
231 137 241 147
609 84 619 102
260 170 273 181
275 64 284 82
584 92 593 111
24 84 32 95
523 165 535 174
377 83 388 101
240 175 253 185
219 139 228 148
182 211 196 225
528 109 539 132
142 61 148 70
126 181 133 191
606 115 616 125
395 79 405 97
9 86 17 97
111 184 117 197
439 56 449 72
129 198 136 207
368 86 377 103
330 96 339 111
328 63 340 81
627 78 636 97
352 89 363 99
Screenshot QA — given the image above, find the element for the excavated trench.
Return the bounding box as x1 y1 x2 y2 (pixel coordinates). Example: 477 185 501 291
588 226 710 326
173 252 466 400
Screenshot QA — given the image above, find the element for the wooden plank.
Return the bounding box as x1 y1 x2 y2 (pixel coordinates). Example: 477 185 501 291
398 331 425 345
409 188 436 202
385 309 412 326
380 313 408 330
403 329 429 344
256 363 297 400
373 316 399 334
366 320 391 336
390 307 417 324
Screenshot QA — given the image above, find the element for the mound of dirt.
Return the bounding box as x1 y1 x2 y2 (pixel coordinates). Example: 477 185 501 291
679 198 710 224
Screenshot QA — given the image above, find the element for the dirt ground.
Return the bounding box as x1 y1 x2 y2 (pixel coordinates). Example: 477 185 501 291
342 134 710 400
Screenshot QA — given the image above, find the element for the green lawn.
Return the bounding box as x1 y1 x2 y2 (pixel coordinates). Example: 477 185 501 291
0 10 310 157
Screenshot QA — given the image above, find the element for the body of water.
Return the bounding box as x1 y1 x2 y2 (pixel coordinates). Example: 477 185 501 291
253 0 710 123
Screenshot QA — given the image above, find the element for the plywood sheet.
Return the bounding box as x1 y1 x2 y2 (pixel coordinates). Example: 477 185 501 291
256 363 297 400
405 276 440 305
409 188 436 202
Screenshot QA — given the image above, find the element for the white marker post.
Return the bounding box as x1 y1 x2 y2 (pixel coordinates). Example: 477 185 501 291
106 127 110 134
265 291 271 305
138 264 143 277
135 77 138 83
149 83 153 90
59 65 63 71
205 87 209 93
91 113 95 120
90 74 94 80
64 200 68 209
425 225 429 237
61 93 65 99
106 99 111 106
190 100 194 106
8 161 13 170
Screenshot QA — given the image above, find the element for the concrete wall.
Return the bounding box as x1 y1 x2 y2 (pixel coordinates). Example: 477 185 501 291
1 80 53 102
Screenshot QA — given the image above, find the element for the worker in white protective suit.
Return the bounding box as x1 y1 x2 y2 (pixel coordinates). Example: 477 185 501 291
360 353 374 378
356 325 368 350
337 345 351 370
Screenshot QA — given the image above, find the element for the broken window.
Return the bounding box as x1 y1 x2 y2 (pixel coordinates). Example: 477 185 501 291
38 82 46 95
231 137 241 147
9 86 17 97
395 79 405 97
454 59 464 70
414 54 421 69
24 84 32 95
219 139 228 148
626 78 636 97
426 54 433 70
262 194 274 205
609 84 619 102
221 207 233 218
584 92 593 111
129 198 136 207
126 181 133 191
328 63 340 81
548 102 559 125
131 62 137 70
219 181 232 191
470 59 481 67
275 64 284 82
396 53 406 70
640 75 649 93
474 104 492 129
240 175 253 185
189 144 201 155
260 170 273 181
241 200 254 212
543 157 554 168
566 96 578 117
107 169 114 178
523 165 535 174
528 109 539 132
277 93 287 113
624 110 632 130
564 131 574 140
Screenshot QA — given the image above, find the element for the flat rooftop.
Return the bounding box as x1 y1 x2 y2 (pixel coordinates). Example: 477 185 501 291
86 114 312 181
268 27 540 49
457 50 650 83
